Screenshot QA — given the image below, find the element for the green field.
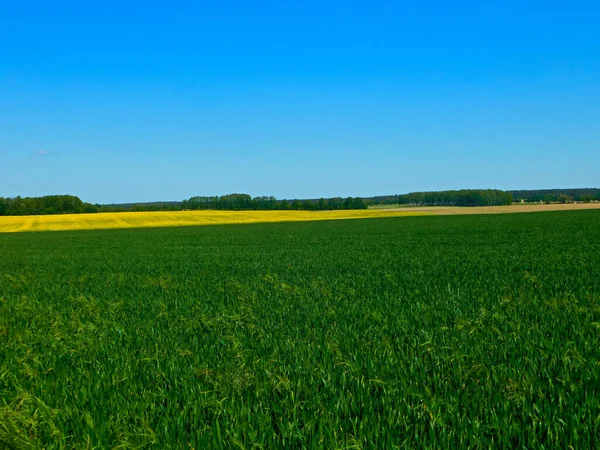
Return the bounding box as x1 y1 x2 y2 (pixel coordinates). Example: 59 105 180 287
1 211 599 448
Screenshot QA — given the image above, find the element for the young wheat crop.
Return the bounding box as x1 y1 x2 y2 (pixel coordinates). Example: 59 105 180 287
1 211 599 448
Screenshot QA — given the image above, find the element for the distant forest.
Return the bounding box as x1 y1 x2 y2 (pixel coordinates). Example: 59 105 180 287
368 188 600 206
509 188 600 203
0 195 97 216
182 194 366 211
0 188 598 216
368 189 513 207
0 194 367 215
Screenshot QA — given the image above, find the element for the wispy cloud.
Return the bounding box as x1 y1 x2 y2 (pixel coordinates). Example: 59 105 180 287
32 150 57 157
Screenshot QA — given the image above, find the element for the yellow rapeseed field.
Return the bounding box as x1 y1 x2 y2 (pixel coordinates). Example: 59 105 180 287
0 209 428 233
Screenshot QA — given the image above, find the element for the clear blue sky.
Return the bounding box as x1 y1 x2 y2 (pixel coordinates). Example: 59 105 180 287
1 0 598 203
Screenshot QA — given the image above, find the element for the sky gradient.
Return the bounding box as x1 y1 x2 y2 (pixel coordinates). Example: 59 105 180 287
1 0 599 203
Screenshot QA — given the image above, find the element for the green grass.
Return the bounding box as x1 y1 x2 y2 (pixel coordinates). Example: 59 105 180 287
1 211 599 448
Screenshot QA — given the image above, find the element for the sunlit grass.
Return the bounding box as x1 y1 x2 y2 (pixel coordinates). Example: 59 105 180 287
0 209 428 233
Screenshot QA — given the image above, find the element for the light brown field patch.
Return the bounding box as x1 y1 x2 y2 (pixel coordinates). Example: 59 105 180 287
371 202 600 215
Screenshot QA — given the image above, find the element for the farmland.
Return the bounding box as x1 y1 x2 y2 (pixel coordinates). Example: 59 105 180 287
1 202 600 233
1 211 599 448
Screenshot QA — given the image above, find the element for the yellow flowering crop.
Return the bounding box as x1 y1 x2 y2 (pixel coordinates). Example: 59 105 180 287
0 209 428 233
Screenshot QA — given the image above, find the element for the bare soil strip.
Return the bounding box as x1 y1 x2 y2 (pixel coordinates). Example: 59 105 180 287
373 202 600 215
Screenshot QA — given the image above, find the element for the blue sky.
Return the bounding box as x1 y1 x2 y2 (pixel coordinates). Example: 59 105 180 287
1 0 598 203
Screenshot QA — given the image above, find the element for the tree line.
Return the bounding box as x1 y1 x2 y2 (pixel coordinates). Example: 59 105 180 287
0 194 367 216
2 188 598 216
0 195 97 216
97 202 181 213
182 194 367 211
510 189 600 203
368 189 514 207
